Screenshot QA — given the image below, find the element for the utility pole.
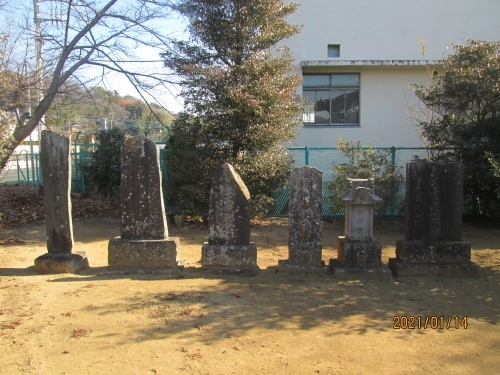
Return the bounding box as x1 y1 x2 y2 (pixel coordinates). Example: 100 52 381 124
33 0 63 141
33 0 45 144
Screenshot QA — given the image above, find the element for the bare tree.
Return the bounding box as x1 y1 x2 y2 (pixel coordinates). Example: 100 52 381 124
0 0 175 171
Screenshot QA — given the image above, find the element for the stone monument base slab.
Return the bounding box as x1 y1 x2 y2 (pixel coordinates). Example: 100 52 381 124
108 237 180 270
395 240 471 263
201 243 260 276
329 259 392 280
277 259 327 274
337 237 383 269
34 252 89 274
388 258 479 277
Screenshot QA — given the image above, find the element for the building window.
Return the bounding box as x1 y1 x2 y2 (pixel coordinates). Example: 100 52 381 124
302 73 360 126
328 44 340 58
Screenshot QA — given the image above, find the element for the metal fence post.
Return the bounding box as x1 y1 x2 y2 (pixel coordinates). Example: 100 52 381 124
305 147 309 166
389 147 396 216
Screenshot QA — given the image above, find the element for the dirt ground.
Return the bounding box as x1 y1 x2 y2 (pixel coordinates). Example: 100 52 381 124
0 217 499 375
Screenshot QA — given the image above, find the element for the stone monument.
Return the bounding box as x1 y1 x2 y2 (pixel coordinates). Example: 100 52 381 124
278 166 326 273
34 130 89 273
330 179 391 279
201 163 260 276
108 136 180 271
389 162 477 277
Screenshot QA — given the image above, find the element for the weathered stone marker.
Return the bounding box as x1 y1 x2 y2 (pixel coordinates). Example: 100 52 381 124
389 162 477 277
34 130 89 273
108 136 180 271
278 166 326 273
330 179 391 279
201 163 260 276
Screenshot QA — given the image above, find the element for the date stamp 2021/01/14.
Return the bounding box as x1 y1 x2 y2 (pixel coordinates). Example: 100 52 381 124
393 316 468 329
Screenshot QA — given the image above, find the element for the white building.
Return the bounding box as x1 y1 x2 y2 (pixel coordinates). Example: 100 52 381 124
282 0 500 147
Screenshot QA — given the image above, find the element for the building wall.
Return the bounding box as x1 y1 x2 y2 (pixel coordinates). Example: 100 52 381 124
281 0 500 147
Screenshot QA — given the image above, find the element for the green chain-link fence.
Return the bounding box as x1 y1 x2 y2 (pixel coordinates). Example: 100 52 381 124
267 147 431 218
1 144 432 218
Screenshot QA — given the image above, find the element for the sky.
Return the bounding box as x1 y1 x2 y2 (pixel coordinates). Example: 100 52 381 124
4 0 188 115
93 45 185 114
80 4 188 115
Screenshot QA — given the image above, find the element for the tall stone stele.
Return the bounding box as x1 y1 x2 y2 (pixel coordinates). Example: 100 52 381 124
389 162 477 277
34 130 89 273
201 163 260 276
330 179 391 279
108 136 180 271
278 166 326 273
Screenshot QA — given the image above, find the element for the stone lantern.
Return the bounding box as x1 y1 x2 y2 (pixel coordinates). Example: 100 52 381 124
341 179 382 241
330 178 391 279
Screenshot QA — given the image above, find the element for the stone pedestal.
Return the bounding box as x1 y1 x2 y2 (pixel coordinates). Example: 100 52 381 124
201 163 260 276
108 136 180 272
330 179 391 279
330 237 391 279
279 166 326 273
389 239 477 277
202 243 260 276
278 242 326 273
34 252 89 274
108 237 180 270
389 162 477 277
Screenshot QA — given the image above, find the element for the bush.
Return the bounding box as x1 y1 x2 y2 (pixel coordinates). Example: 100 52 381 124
327 139 404 214
166 113 292 216
486 152 500 199
80 128 125 198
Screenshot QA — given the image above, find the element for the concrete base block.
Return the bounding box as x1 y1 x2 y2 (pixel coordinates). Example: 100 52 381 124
337 237 382 269
108 237 180 270
34 252 89 274
389 258 479 277
277 259 327 274
396 239 471 263
201 243 260 276
329 259 392 280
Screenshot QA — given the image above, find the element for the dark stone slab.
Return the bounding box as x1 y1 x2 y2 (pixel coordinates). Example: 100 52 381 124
208 163 250 246
108 237 180 270
40 130 74 254
389 258 479 277
121 136 168 240
405 162 464 241
201 266 261 277
337 236 383 269
34 252 88 274
285 166 323 266
396 239 471 263
278 259 327 274
330 259 392 280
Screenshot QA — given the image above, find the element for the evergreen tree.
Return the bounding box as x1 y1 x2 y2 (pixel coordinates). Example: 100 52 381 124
162 0 303 215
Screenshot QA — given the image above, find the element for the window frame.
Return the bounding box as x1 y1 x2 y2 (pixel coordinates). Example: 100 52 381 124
302 73 360 127
327 44 340 58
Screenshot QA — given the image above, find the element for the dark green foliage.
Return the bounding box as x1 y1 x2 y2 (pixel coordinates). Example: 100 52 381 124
166 113 293 215
80 128 125 198
485 151 500 200
413 40 500 217
162 0 302 216
327 139 404 214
